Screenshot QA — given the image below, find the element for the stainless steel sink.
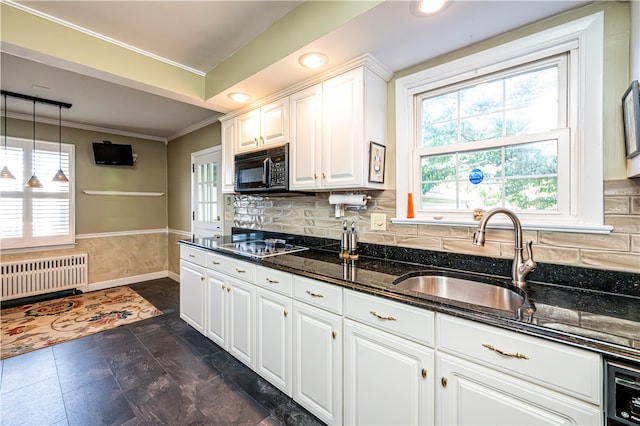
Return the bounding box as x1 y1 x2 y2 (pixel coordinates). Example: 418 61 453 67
393 273 525 311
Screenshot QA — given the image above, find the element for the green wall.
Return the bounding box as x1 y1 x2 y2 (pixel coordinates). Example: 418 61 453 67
167 121 221 232
5 117 168 234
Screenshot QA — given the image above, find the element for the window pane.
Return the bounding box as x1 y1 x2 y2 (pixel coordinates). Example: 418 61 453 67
33 198 70 236
504 140 557 177
419 63 560 146
0 197 22 238
505 177 558 211
459 79 503 117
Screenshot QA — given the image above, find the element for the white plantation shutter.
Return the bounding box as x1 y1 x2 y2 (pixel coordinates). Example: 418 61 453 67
0 137 74 249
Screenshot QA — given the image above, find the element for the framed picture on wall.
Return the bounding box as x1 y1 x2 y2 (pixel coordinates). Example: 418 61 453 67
622 80 640 158
369 141 386 183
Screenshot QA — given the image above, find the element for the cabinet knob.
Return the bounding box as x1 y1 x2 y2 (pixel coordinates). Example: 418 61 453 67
221 284 226 290
441 377 448 387
227 286 232 292
313 174 317 180
260 136 264 144
332 331 337 339
254 137 258 143
422 368 428 379
200 276 205 282
322 173 326 179
284 310 289 317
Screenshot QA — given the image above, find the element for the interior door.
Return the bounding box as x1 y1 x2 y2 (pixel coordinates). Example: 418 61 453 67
191 147 222 239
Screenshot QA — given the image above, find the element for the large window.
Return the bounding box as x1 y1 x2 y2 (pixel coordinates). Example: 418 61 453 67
395 13 609 232
0 137 75 249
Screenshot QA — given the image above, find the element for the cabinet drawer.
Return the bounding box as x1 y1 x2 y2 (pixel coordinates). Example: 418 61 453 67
293 276 342 315
256 266 293 296
180 245 206 267
344 289 435 347
437 314 601 405
206 252 256 283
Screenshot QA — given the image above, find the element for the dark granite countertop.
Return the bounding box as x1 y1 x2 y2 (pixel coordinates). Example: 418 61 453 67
179 230 640 364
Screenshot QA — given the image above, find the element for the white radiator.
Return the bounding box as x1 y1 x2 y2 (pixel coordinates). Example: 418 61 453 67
1 254 88 301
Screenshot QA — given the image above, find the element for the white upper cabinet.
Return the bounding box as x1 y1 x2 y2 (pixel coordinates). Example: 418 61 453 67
290 84 323 190
236 98 289 154
291 65 389 190
221 54 393 192
221 118 236 193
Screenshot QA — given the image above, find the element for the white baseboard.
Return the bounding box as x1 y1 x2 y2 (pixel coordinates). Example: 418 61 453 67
168 271 180 282
86 271 170 292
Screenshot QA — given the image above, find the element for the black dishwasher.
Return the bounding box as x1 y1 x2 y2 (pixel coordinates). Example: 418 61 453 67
606 358 640 425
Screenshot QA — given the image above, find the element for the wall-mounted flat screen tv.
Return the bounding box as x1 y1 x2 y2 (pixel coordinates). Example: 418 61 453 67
92 141 134 166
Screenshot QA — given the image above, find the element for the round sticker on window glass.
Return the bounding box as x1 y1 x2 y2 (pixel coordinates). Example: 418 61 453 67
469 168 484 185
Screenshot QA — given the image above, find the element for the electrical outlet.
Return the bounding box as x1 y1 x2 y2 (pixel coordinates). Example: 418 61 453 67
371 213 386 231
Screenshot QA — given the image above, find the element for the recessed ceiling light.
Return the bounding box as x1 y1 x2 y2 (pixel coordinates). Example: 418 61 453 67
410 0 451 16
298 52 329 69
228 92 250 103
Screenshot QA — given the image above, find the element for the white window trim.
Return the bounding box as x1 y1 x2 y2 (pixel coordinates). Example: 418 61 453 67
394 12 612 234
1 136 76 249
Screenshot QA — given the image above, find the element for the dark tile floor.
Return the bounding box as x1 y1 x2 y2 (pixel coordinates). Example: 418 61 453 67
0 278 324 426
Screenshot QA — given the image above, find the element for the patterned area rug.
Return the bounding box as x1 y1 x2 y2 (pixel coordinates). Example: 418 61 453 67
0 286 162 360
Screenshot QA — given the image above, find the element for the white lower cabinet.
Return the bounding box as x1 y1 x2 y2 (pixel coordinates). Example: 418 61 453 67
436 314 602 426
180 251 606 426
227 277 255 369
436 353 602 425
292 276 343 425
256 287 292 396
293 301 342 425
344 289 436 425
344 319 435 425
179 245 207 334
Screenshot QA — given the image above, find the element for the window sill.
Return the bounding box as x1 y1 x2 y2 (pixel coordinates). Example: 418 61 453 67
391 218 614 234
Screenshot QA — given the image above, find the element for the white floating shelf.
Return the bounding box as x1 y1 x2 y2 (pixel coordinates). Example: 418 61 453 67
82 190 164 197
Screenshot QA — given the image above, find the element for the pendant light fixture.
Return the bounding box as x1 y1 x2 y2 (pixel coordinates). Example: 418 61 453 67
1 93 16 179
24 100 43 189
52 105 68 182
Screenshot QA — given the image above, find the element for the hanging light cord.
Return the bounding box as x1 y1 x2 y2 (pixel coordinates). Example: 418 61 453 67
3 94 6 151
58 106 62 170
32 101 36 170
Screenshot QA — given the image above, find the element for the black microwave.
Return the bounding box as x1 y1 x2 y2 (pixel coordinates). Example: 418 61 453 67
234 144 289 193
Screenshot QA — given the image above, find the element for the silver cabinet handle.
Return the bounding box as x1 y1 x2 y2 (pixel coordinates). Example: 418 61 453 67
236 268 246 273
370 310 396 321
265 278 280 284
211 260 220 265
306 290 324 298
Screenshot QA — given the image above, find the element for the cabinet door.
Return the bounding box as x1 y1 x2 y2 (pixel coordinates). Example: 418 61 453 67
236 109 260 153
322 67 363 188
344 319 435 426
290 84 322 190
256 288 292 396
261 98 289 147
179 260 205 334
437 353 602 426
206 270 228 349
293 301 342 425
228 277 256 369
221 118 236 193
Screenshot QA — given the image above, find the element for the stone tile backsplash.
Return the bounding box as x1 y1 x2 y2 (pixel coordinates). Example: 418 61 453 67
233 179 640 273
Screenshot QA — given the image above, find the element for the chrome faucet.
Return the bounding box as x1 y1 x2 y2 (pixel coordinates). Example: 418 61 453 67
473 208 537 288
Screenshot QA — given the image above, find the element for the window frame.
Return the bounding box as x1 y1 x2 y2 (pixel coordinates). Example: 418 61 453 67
394 12 611 233
0 136 76 250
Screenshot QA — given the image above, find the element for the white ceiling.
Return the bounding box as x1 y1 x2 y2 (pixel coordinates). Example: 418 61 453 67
1 0 590 141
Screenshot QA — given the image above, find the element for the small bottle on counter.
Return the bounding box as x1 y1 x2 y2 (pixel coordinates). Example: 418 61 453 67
340 220 350 260
349 221 359 260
